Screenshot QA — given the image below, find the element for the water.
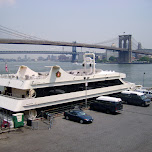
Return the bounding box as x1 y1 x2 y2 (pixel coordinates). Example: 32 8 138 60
0 61 152 87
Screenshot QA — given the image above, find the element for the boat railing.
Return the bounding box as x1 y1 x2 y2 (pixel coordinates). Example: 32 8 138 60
67 69 102 76
139 87 152 91
0 74 48 80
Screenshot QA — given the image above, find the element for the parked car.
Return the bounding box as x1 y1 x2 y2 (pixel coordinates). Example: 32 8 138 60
118 90 151 106
135 89 152 100
90 96 123 114
64 110 93 124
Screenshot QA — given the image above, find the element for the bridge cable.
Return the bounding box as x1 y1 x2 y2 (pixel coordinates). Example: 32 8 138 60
94 37 118 45
0 25 43 40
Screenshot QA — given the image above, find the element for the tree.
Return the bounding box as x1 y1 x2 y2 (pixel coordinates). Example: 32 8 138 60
139 56 150 62
109 56 117 62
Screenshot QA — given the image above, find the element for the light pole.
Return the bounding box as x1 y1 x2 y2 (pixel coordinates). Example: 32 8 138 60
143 72 145 87
84 77 89 108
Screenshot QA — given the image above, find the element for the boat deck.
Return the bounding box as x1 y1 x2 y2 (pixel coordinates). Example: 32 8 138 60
0 72 49 80
67 69 103 76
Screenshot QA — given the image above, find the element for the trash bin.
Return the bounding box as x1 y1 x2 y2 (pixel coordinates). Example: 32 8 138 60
27 119 32 126
12 113 24 128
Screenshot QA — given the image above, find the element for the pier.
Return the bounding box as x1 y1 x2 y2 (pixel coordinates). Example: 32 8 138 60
1 104 152 152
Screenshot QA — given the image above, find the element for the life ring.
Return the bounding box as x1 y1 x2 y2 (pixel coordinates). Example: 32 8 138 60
29 89 36 98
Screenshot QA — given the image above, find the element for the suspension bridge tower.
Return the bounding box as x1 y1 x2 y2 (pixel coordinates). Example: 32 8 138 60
118 35 132 63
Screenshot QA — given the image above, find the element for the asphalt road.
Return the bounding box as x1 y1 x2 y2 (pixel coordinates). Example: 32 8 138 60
1 104 152 152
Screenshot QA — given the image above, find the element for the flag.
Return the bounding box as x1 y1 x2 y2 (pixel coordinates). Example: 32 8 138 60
5 63 8 72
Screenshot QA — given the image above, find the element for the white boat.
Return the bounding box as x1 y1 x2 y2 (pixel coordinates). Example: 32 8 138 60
0 53 132 116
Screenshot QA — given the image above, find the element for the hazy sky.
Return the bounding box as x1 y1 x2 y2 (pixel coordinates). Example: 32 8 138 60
0 0 152 52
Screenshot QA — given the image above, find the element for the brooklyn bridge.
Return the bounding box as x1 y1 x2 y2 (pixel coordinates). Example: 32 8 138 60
0 25 152 63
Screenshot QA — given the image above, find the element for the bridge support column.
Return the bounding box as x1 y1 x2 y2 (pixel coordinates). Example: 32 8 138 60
72 41 77 62
118 35 132 63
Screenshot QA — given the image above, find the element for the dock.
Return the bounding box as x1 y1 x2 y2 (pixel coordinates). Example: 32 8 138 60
0 103 152 152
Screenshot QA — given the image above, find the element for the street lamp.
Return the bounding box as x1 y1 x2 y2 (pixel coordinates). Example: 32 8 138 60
143 72 145 87
84 77 89 108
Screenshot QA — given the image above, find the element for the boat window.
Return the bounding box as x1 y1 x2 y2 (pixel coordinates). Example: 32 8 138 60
34 79 123 97
26 91 29 96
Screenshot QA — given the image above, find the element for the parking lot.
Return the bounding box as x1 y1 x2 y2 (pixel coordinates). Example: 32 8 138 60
1 104 152 152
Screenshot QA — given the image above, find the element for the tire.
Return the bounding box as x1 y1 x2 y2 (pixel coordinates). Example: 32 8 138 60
141 103 145 107
80 120 84 124
65 116 69 120
90 106 94 110
106 109 110 114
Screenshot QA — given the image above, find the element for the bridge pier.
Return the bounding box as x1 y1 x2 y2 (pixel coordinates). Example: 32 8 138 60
118 35 132 63
71 41 77 62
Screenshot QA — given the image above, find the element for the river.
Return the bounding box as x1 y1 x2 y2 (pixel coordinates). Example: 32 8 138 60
0 61 152 87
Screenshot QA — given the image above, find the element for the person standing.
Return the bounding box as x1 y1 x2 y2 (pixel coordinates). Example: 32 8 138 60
48 114 54 130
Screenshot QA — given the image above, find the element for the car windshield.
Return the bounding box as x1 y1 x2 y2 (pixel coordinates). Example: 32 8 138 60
140 95 147 100
77 111 86 116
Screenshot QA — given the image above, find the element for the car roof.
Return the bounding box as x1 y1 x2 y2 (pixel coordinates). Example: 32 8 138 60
121 90 144 96
96 96 122 102
136 89 151 93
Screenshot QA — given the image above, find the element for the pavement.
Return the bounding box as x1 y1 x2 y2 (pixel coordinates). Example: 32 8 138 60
0 104 152 152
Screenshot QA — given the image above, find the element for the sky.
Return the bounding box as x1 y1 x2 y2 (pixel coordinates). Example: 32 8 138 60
0 0 152 58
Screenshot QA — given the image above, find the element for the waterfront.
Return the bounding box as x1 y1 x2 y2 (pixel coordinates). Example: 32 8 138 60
1 104 152 152
0 61 152 87
0 61 152 152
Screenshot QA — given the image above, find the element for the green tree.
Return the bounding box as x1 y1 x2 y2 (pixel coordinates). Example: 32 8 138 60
102 58 107 63
109 56 117 62
96 58 107 63
139 56 150 62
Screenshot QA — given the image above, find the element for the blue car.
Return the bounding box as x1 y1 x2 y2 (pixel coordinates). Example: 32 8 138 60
64 110 93 124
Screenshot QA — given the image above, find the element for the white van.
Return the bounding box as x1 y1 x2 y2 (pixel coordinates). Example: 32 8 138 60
90 96 123 114
119 90 151 106
135 89 152 100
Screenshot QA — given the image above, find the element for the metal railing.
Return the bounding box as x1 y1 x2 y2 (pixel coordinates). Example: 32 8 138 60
40 99 94 118
0 74 48 80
